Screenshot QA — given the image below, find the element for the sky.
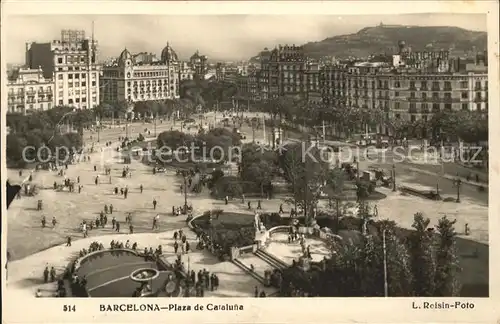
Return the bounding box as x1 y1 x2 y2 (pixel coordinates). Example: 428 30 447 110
5 14 486 64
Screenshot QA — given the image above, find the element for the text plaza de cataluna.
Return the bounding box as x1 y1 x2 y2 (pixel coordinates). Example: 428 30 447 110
5 23 489 302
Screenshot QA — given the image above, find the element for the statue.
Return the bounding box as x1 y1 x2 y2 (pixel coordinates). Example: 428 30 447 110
254 212 260 231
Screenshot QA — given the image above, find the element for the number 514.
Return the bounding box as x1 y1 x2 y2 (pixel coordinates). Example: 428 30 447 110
63 305 76 312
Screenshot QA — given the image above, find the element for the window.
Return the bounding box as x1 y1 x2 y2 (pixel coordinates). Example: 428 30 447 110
445 103 452 111
420 81 427 90
76 98 80 103
462 103 468 110
444 81 451 90
394 81 400 88
410 92 415 98
422 93 427 100
58 74 63 80
82 98 86 103
432 81 440 90
460 81 468 88
475 81 481 90
92 81 96 86
476 92 482 99
68 74 73 79
395 102 400 109
410 81 415 89
433 103 440 111
395 91 399 97
410 115 416 122
444 92 451 100
58 100 63 105
58 57 63 64
461 91 468 99
69 99 73 104
69 82 73 88
476 103 481 110
432 92 439 99
58 91 63 97
81 82 86 87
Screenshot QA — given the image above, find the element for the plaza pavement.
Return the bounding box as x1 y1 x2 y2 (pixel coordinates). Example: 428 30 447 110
6 112 489 297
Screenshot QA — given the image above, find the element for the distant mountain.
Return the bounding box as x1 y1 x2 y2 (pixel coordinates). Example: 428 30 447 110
250 25 487 61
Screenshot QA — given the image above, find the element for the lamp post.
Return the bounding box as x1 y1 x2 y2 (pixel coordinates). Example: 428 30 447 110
455 178 462 203
382 229 389 297
392 164 396 192
154 113 157 138
182 170 189 212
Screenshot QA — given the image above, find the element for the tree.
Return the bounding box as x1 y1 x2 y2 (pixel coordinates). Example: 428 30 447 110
434 216 461 296
280 143 329 223
408 213 437 296
6 134 28 167
6 109 84 167
157 130 194 151
378 220 414 296
241 160 274 197
324 167 345 232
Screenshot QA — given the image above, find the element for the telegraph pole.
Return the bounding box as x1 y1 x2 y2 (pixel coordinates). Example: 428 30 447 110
383 229 389 297
154 113 157 137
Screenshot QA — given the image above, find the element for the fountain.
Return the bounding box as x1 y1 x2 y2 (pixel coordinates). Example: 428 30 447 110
130 268 160 297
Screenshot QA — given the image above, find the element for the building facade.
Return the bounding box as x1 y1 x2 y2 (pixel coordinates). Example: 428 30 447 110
320 60 488 135
25 29 101 109
7 67 54 114
100 44 180 104
190 50 208 79
267 45 308 100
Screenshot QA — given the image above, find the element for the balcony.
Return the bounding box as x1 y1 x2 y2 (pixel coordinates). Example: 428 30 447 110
474 97 484 102
431 87 440 91
26 90 36 96
409 108 418 114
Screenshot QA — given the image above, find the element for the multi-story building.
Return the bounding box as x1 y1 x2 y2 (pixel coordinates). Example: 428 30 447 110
258 48 271 101
25 29 101 109
100 44 180 104
7 67 54 114
320 57 488 136
179 62 195 81
190 50 208 79
305 60 321 104
267 45 308 100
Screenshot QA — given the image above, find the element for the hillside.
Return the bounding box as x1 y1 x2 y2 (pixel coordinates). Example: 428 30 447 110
251 25 487 61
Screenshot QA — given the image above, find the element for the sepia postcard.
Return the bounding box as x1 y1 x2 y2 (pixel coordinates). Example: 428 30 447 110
1 1 499 323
